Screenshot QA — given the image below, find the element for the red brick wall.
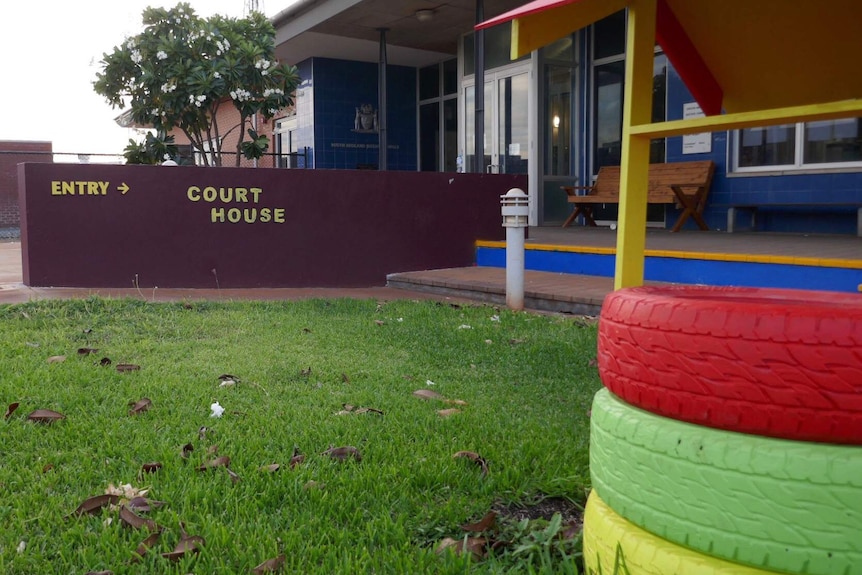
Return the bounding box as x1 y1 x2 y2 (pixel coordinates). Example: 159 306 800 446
0 141 53 228
170 103 292 168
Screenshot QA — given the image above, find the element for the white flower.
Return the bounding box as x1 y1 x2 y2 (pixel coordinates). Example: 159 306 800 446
426 379 436 386
156 50 168 60
490 315 500 322
130 50 142 64
210 401 225 418
213 72 221 79
17 541 26 554
457 324 473 330
163 153 170 160
125 38 136 50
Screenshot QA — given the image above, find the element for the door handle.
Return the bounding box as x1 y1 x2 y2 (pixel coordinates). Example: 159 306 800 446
486 164 499 174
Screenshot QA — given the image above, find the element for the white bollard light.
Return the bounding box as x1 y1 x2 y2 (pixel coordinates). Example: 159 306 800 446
501 188 529 310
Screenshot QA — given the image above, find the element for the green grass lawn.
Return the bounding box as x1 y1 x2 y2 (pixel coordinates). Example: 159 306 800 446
0 297 601 574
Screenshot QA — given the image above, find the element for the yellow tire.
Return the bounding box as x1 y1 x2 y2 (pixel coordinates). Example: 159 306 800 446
583 491 779 575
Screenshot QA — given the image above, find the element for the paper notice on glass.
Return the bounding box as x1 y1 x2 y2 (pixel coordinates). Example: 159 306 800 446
682 102 711 154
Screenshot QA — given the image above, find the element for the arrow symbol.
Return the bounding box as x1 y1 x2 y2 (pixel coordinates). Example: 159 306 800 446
118 183 130 195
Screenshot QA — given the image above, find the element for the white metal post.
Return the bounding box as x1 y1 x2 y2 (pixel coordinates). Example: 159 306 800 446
501 188 529 310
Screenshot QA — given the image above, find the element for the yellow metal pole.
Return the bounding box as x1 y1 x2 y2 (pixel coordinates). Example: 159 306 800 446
614 0 657 289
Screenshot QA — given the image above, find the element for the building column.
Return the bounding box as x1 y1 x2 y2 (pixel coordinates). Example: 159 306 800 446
474 0 485 173
378 28 388 171
615 0 657 289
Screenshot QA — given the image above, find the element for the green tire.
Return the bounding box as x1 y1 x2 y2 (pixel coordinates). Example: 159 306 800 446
590 388 862 575
583 491 778 575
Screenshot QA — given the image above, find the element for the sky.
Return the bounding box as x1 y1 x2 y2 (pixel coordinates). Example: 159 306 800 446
0 1 295 162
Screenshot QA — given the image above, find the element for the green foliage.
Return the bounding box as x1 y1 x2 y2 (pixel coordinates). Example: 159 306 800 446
93 3 299 166
123 131 179 165
0 298 601 573
240 128 269 161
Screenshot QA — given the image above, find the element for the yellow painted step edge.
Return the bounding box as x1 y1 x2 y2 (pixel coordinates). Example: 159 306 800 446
583 491 780 575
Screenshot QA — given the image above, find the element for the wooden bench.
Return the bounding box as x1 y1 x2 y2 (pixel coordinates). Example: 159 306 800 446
561 160 716 232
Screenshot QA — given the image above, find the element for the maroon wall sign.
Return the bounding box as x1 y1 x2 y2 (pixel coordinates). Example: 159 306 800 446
19 164 524 288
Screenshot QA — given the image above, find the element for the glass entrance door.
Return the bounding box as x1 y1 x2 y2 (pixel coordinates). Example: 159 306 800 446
464 67 530 175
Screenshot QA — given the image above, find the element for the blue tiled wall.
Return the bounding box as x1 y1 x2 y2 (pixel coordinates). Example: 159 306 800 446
665 65 862 234
298 57 417 171
571 28 861 235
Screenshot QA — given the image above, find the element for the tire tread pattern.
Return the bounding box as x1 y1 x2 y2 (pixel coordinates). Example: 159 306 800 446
590 388 862 575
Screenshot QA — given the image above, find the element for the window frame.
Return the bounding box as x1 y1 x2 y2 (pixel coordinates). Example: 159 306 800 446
731 119 862 174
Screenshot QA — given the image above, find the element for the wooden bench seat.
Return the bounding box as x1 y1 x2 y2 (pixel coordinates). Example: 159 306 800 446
561 160 716 232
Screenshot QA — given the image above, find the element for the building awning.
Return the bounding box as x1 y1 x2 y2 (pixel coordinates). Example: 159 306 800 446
478 0 862 290
478 0 862 117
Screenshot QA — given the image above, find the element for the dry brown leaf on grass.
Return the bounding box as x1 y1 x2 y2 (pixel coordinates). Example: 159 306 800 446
5 402 19 419
196 456 231 471
453 451 489 476
46 355 66 364
180 442 194 459
322 446 362 462
98 357 112 366
140 462 162 474
289 453 306 469
27 409 65 424
260 463 281 473
119 505 160 532
131 531 162 563
127 496 165 513
161 528 205 562
77 347 99 356
252 554 286 573
435 537 487 559
412 389 444 401
336 404 383 416
413 389 469 406
116 364 141 373
437 408 461 418
128 398 152 416
66 494 121 519
461 511 497 533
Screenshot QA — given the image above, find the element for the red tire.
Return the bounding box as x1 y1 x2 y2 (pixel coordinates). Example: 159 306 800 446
598 285 862 444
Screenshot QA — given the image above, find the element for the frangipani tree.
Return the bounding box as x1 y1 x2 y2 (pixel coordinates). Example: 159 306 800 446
94 3 298 167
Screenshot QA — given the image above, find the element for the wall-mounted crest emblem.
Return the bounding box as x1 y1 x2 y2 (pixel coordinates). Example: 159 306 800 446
352 103 378 133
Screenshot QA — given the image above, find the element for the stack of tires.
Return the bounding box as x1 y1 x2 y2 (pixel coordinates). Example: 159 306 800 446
583 285 862 575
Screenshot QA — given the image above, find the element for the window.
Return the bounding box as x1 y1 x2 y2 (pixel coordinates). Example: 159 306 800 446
194 139 218 166
591 13 666 174
275 117 301 168
734 118 862 171
590 11 667 223
418 59 458 172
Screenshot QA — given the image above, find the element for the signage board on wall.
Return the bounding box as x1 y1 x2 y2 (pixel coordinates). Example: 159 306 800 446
18 164 520 289
682 102 711 155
